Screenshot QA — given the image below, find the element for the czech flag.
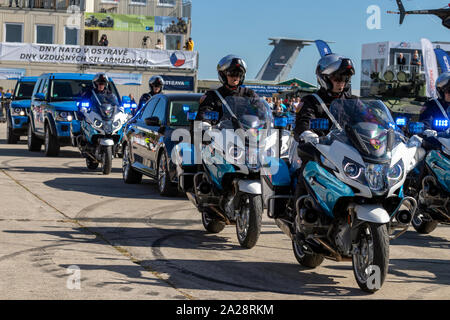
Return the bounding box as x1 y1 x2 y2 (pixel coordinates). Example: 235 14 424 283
170 52 186 67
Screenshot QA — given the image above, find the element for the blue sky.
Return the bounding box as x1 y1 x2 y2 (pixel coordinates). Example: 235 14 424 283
191 0 450 90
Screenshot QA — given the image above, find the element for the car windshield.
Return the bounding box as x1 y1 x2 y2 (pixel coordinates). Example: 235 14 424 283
220 96 272 130
49 79 120 102
330 99 397 159
50 79 93 101
169 100 199 126
14 82 35 100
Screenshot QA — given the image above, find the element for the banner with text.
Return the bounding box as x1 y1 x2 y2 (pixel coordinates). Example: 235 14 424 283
161 75 194 91
0 67 26 80
0 43 197 70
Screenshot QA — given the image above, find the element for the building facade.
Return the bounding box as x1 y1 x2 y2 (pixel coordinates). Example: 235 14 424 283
0 0 197 99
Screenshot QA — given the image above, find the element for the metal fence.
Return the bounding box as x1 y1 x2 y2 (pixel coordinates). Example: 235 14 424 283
1 0 85 11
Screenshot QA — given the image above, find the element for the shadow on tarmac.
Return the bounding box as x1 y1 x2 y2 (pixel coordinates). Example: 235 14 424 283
8 224 447 297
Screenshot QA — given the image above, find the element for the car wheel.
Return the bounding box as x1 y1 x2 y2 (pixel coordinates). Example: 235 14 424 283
27 122 42 152
6 116 19 144
122 143 142 184
44 124 60 157
157 151 177 197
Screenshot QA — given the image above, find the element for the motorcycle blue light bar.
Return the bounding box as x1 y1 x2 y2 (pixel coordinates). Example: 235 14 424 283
433 119 449 129
274 117 288 128
81 102 90 108
182 105 191 113
310 118 329 130
123 103 131 109
204 111 219 121
131 103 137 109
409 122 425 134
187 112 197 121
396 117 407 127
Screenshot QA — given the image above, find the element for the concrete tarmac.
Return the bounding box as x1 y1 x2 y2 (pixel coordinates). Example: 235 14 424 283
0 122 449 300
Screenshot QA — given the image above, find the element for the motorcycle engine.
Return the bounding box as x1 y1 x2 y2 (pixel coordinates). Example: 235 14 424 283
224 194 237 220
334 221 352 256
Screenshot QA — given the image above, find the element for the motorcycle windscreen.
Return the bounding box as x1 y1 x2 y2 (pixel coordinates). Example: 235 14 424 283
220 96 273 130
330 99 398 160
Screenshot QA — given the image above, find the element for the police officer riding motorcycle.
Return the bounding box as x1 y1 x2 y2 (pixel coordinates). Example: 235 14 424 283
195 55 259 123
293 54 357 198
419 72 450 129
137 75 164 113
76 73 127 174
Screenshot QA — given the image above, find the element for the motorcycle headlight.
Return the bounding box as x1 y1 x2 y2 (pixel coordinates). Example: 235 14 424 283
387 160 403 181
56 111 73 122
344 162 362 179
93 119 103 128
342 158 365 181
113 120 121 129
365 163 387 193
227 143 245 163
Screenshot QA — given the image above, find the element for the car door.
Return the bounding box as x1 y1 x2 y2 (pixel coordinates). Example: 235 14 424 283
30 77 45 136
36 77 50 135
145 96 168 175
130 97 159 173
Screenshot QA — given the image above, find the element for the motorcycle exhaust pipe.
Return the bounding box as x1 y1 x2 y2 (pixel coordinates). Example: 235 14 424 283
198 181 211 195
396 209 412 224
301 209 319 224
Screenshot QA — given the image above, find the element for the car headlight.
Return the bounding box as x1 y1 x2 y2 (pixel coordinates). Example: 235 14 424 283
93 119 103 128
365 163 387 193
55 111 73 122
12 107 26 116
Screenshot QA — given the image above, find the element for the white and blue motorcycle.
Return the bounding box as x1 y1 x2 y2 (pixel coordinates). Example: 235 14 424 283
174 96 273 248
262 98 424 292
75 92 128 174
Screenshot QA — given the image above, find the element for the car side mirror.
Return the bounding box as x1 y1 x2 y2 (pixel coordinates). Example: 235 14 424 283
35 92 46 101
145 116 161 127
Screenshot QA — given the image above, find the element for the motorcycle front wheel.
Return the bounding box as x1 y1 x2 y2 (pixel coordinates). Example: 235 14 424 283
352 222 389 293
236 194 262 249
102 146 113 175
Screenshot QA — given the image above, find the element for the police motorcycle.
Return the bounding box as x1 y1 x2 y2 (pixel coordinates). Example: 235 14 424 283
261 98 424 292
115 96 137 158
75 91 129 174
397 113 450 234
174 96 273 249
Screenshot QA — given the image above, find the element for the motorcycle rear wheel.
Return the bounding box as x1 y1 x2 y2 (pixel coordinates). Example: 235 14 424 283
201 209 225 234
292 238 324 268
412 211 439 234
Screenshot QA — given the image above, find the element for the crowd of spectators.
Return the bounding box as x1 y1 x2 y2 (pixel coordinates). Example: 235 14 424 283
264 96 303 115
